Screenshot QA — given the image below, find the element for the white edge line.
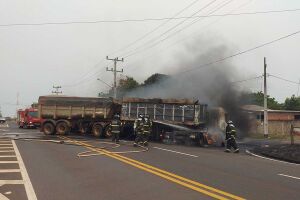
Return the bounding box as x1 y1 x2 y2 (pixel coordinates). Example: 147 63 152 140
245 149 300 166
12 140 38 200
153 147 198 158
278 173 300 180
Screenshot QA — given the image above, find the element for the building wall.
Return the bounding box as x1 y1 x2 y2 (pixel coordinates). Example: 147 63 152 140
251 120 300 135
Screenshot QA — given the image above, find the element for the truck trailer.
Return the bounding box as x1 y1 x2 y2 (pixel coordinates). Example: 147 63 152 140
38 95 210 145
38 96 121 136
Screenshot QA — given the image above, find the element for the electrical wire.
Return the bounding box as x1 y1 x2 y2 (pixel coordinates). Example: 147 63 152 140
108 0 201 57
1 8 299 27
122 0 221 58
179 29 300 75
231 75 263 84
123 0 236 58
269 74 300 85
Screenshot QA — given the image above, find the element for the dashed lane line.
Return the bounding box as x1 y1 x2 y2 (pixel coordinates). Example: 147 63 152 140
12 140 38 200
153 147 199 158
278 174 300 180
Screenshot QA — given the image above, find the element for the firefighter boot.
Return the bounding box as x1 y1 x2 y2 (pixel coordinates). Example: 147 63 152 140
224 149 231 153
234 148 240 153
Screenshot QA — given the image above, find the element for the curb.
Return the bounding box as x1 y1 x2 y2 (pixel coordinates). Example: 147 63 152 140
245 149 300 166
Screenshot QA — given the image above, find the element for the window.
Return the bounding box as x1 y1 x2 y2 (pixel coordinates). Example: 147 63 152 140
295 115 300 120
28 111 38 118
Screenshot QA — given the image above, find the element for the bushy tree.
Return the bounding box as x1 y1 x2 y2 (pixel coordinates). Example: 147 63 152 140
284 95 300 110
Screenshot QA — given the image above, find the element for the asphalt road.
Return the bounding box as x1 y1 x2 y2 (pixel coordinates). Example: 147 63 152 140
0 122 299 200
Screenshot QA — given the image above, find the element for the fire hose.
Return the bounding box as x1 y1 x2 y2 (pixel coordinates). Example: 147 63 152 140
13 135 149 157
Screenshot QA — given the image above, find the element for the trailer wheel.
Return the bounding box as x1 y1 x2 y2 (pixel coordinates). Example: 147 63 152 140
56 122 70 135
43 122 55 135
104 125 112 138
92 123 103 137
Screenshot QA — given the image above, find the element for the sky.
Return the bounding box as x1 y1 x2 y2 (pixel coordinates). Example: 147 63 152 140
0 0 300 116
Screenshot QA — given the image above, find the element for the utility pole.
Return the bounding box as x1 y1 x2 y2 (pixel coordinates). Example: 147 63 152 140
52 86 62 95
263 57 268 138
106 56 124 98
297 79 300 97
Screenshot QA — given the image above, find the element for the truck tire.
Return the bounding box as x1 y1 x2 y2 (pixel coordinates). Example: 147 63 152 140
104 125 112 138
92 123 103 137
43 122 55 135
56 122 70 135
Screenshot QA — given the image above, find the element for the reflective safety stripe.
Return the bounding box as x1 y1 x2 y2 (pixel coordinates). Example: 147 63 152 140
111 125 120 127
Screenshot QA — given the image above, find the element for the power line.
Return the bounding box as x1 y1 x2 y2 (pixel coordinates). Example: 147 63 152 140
108 0 201 57
179 29 300 74
125 0 252 72
123 0 234 58
269 74 299 85
231 75 263 84
59 0 202 88
1 8 300 27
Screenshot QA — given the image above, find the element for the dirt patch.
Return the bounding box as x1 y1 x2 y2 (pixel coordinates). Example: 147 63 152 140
254 144 300 164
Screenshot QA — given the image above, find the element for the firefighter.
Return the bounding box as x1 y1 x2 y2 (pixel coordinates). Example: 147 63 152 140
225 120 239 153
133 114 144 147
142 116 152 146
111 114 121 144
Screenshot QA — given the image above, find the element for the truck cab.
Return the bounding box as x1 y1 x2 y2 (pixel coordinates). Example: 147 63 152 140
18 108 41 128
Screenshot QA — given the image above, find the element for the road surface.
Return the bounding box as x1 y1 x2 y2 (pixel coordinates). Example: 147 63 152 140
0 122 299 200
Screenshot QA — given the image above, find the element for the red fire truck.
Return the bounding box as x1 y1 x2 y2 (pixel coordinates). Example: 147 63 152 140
17 107 41 128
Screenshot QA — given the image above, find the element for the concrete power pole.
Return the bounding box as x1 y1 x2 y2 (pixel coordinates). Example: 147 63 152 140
297 79 300 97
106 56 124 98
52 86 62 95
263 57 268 138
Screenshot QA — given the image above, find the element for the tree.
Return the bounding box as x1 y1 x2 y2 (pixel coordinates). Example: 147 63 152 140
284 95 300 110
241 91 283 110
143 73 169 86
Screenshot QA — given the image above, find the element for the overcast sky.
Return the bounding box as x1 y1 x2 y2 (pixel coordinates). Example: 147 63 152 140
1 0 300 116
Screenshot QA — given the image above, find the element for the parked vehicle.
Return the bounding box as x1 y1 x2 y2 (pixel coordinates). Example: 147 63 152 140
17 107 41 128
0 117 6 124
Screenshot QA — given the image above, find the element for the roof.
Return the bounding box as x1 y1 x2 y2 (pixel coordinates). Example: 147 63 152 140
242 104 300 113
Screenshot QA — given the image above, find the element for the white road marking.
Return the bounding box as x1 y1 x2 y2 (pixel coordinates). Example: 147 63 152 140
0 180 24 184
4 191 12 195
0 193 10 200
0 150 14 153
0 144 13 146
12 140 38 200
153 147 198 158
278 174 300 180
0 147 13 150
0 161 18 164
246 150 300 166
0 156 16 158
0 169 20 173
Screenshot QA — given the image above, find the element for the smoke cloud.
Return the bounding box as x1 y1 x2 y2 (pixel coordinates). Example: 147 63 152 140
125 37 253 137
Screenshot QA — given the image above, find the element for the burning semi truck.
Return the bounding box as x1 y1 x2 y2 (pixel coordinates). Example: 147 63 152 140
38 95 212 145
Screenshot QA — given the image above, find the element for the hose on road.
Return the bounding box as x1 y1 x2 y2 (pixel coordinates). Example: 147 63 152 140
13 136 149 157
